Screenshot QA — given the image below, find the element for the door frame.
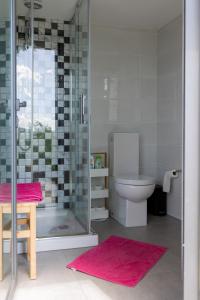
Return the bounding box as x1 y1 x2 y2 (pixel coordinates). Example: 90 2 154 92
184 0 200 299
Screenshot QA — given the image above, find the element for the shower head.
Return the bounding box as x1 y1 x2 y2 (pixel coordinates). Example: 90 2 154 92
24 0 43 9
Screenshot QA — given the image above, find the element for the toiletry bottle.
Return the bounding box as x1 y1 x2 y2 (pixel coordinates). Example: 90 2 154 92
95 155 102 169
90 155 94 169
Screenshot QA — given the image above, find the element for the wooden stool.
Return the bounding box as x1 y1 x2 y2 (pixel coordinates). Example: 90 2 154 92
0 202 37 280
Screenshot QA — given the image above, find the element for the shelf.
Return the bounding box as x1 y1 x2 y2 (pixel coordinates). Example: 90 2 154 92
91 207 109 220
91 189 109 199
90 166 109 221
90 168 109 177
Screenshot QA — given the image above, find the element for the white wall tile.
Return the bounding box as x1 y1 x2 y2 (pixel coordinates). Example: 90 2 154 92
157 16 182 220
91 25 157 178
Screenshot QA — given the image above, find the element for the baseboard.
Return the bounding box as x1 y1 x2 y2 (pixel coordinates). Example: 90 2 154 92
167 212 182 221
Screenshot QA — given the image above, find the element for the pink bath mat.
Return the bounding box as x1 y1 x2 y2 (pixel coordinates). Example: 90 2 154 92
67 235 167 287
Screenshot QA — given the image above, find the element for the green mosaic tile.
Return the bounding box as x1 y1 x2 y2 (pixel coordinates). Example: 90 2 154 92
36 132 45 139
25 139 31 146
33 146 39 152
52 165 58 171
18 153 26 159
39 152 45 159
25 166 31 172
33 159 38 165
45 158 52 165
45 139 52 152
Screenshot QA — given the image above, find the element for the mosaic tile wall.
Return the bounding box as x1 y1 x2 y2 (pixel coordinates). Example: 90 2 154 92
16 16 72 207
0 15 89 209
0 20 12 184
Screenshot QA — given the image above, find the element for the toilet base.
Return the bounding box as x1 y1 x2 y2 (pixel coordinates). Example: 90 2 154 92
112 195 147 227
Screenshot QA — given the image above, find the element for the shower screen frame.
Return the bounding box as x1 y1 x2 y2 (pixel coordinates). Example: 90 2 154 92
0 0 17 299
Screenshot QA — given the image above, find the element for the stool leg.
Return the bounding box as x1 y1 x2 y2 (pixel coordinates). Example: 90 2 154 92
0 207 3 280
27 238 30 261
29 206 36 279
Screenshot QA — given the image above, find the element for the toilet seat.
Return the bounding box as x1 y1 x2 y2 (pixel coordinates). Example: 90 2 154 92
115 174 155 186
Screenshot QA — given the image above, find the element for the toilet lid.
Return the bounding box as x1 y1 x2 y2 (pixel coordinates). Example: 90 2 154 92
115 174 155 186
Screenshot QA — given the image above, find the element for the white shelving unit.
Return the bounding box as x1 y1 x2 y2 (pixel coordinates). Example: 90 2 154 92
90 168 109 220
91 189 108 199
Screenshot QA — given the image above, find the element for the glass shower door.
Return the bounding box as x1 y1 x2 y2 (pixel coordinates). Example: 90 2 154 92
71 0 91 233
15 0 91 239
0 0 17 298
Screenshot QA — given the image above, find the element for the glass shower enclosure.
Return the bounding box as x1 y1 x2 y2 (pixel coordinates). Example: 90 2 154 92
16 0 91 240
1 0 92 297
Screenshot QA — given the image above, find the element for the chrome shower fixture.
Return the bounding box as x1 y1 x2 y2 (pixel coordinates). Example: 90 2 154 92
24 0 43 9
22 0 43 50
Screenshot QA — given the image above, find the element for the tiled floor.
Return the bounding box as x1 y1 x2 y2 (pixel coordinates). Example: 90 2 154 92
12 215 182 300
0 255 11 300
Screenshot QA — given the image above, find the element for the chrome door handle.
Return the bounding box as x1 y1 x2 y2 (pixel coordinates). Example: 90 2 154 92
80 94 87 124
16 99 27 111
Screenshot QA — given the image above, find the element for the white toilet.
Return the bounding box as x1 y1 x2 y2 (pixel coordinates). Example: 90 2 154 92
109 133 155 227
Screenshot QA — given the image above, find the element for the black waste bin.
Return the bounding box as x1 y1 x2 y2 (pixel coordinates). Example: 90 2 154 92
147 184 167 216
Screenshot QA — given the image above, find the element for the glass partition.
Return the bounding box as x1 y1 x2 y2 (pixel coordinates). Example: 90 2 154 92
0 0 17 298
15 0 91 238
70 0 90 233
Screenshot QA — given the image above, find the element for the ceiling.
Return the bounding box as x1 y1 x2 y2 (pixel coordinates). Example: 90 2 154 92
91 0 182 30
14 0 182 30
16 0 76 20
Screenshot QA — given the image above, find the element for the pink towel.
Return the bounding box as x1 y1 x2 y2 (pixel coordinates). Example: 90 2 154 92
0 182 43 203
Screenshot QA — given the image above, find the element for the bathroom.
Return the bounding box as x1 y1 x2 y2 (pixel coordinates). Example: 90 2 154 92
1 0 184 299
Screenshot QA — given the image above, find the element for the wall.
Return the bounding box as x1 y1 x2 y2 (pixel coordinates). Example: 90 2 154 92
91 26 158 177
157 17 182 219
